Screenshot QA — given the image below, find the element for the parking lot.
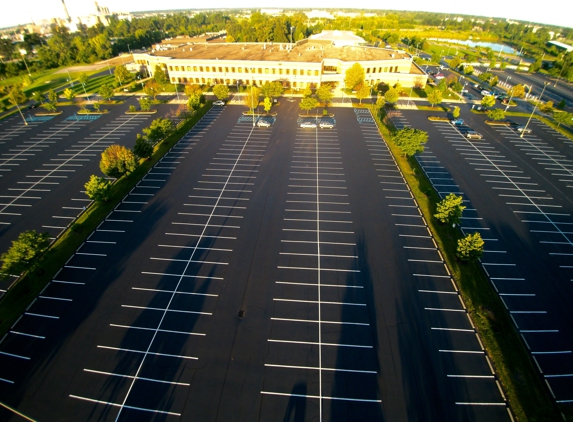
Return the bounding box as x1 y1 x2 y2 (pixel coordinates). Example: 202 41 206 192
0 99 179 295
390 106 573 404
0 103 511 421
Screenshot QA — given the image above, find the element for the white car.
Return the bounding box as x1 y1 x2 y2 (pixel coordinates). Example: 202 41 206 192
300 122 317 129
516 125 532 134
256 120 271 127
319 122 334 129
213 100 225 106
481 90 491 96
466 131 483 140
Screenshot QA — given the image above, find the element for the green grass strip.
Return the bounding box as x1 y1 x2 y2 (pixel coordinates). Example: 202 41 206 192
0 104 211 337
369 105 565 422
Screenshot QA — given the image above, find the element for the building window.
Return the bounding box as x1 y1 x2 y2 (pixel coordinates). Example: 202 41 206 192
225 67 229 72
200 66 204 72
171 77 176 82
258 68 262 74
286 69 290 75
265 68 269 74
279 69 283 75
383 67 388 72
169 66 173 71
195 78 199 83
314 70 318 76
307 70 311 76
193 66 197 71
206 66 211 72
218 67 222 72
293 69 297 75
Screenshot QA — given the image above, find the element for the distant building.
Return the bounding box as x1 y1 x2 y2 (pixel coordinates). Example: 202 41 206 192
309 30 366 47
548 40 573 52
133 32 428 89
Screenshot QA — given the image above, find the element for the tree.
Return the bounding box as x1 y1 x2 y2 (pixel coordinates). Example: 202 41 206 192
79 72 89 86
490 75 499 87
143 118 174 143
8 85 26 107
539 101 554 114
303 84 313 98
375 94 386 110
356 84 371 104
449 56 462 69
100 144 137 178
427 88 443 107
316 84 334 106
31 91 44 103
185 84 203 98
557 100 566 110
481 95 496 108
392 127 428 157
456 232 484 262
139 97 152 111
452 106 460 119
434 193 466 225
99 84 114 101
260 81 283 100
384 87 399 104
487 108 505 121
1 230 51 278
134 134 154 159
84 175 113 202
114 65 130 86
299 96 318 114
507 84 525 98
478 72 492 83
463 65 474 75
153 64 169 87
62 88 76 101
263 97 272 113
42 101 57 112
213 84 229 100
244 87 261 112
143 81 160 100
553 111 573 127
344 63 365 91
47 89 58 104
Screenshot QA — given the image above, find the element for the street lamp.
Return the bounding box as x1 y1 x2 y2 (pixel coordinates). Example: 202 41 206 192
19 49 31 76
66 70 74 87
554 62 567 87
505 75 511 86
521 82 549 138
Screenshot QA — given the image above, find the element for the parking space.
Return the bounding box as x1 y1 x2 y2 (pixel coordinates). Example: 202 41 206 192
393 109 573 404
0 104 511 421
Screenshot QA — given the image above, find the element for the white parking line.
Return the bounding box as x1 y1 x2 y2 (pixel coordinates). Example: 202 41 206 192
69 395 181 416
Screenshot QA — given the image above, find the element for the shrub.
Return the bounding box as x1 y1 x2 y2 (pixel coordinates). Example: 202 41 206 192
456 232 484 262
84 175 112 202
1 231 51 279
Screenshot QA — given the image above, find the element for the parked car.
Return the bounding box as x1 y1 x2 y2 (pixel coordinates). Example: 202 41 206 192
213 100 225 106
466 131 483 139
472 105 486 111
319 121 334 129
481 90 491 96
516 125 532 134
451 118 464 126
434 73 445 80
300 122 317 128
256 120 271 127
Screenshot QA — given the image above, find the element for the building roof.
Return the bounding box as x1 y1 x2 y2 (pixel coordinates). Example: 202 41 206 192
548 40 573 52
309 30 366 45
147 40 411 64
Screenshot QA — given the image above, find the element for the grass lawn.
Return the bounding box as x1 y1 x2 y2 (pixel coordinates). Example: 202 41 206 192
67 74 116 96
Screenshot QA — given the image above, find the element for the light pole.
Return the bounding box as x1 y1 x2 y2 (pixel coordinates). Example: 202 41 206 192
10 91 28 126
251 71 255 127
175 83 180 101
19 50 31 76
521 82 549 138
504 88 515 112
554 62 566 87
505 75 511 86
107 63 112 75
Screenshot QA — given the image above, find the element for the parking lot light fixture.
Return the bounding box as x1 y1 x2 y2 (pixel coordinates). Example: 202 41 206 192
521 82 549 138
505 75 511 86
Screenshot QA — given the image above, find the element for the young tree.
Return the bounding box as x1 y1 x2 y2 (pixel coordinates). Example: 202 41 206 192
79 72 89 87
47 89 58 104
31 91 44 103
143 80 160 100
557 99 566 110
138 97 152 111
0 230 51 278
244 87 261 113
490 75 499 87
114 65 130 86
299 96 318 114
185 84 203 98
539 101 554 114
100 144 137 178
143 117 174 143
456 232 485 262
434 193 466 225
375 94 386 110
481 95 496 108
263 97 272 113
463 65 474 75
392 127 428 157
42 101 57 112
427 88 443 107
213 84 229 100
316 84 334 106
356 83 371 104
452 106 460 119
553 111 573 127
84 175 113 202
99 84 114 101
344 63 365 91
507 84 525 98
487 108 506 121
8 85 26 107
62 88 76 101
384 87 399 104
153 64 169 87
133 134 154 159
449 56 462 69
303 84 313 98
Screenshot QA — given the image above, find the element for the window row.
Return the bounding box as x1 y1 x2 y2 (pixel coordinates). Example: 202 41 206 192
167 64 324 77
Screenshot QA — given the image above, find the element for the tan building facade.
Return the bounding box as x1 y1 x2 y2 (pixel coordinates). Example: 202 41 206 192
132 38 428 90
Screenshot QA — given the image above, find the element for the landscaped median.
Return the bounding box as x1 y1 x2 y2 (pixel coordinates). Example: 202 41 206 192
368 104 564 422
0 104 212 338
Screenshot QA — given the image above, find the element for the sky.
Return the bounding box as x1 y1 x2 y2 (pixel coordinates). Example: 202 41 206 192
2 0 571 31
